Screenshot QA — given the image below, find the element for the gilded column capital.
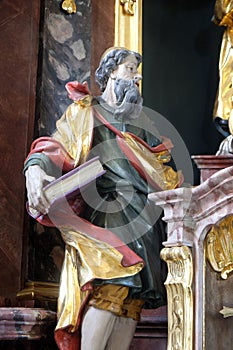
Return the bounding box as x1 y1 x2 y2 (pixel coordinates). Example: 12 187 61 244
161 246 193 350
120 0 136 16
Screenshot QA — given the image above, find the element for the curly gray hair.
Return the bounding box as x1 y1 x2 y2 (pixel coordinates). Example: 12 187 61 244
95 48 142 92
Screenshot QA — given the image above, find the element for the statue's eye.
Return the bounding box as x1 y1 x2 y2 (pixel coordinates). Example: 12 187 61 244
127 66 134 72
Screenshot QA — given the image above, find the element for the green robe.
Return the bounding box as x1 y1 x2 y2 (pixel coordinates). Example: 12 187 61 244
82 99 167 308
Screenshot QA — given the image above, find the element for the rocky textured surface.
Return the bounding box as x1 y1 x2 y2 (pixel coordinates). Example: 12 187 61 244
37 0 92 135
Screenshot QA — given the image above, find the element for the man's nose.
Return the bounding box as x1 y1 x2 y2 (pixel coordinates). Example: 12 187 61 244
133 72 142 83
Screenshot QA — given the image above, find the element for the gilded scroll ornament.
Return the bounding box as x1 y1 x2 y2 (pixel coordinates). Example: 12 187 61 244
120 0 136 15
205 215 233 279
206 216 233 318
160 246 193 350
62 0 76 14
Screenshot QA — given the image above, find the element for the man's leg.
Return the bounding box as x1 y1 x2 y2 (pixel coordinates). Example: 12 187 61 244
105 315 137 350
81 306 116 350
81 284 143 350
81 306 137 350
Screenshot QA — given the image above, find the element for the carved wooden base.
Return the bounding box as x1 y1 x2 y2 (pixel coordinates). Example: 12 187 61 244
130 307 168 350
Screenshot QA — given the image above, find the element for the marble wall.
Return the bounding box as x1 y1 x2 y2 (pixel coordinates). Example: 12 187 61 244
0 0 40 304
37 0 92 136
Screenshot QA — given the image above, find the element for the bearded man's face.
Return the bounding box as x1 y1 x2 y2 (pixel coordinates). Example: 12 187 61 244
111 54 143 120
114 78 143 120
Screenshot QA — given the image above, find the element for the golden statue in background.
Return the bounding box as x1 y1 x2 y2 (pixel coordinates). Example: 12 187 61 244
213 1 233 153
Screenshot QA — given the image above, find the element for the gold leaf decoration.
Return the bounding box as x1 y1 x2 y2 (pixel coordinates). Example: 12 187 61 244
120 0 136 16
62 0 76 14
206 215 233 279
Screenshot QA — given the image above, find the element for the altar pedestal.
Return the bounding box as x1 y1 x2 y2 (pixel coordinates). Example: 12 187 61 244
130 306 167 350
149 164 233 350
0 307 57 349
191 154 233 182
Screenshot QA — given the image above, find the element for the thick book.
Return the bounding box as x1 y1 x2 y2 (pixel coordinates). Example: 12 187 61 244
28 156 105 218
44 156 105 204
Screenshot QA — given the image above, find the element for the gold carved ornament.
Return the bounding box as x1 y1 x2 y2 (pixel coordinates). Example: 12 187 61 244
205 215 233 280
120 0 136 15
205 215 233 317
62 0 76 14
160 246 193 350
61 0 137 16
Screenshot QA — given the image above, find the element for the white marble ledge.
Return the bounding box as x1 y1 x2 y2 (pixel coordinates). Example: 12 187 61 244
148 165 233 245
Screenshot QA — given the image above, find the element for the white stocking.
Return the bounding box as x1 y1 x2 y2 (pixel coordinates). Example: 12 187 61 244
81 306 137 350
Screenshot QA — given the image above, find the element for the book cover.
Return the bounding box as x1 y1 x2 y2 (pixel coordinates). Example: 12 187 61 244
44 156 105 204
28 156 105 218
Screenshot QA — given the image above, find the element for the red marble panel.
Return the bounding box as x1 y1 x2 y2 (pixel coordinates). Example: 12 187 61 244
91 0 115 95
0 0 40 300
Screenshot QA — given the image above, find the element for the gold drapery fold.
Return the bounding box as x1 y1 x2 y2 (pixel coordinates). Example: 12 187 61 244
120 132 183 190
56 227 143 332
53 99 94 166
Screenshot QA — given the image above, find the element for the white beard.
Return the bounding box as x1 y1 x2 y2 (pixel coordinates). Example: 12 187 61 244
113 78 143 120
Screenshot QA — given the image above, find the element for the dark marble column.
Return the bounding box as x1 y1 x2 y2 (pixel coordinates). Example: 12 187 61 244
36 0 92 136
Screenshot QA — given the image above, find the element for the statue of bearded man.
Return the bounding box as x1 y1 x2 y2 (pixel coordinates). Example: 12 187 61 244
24 47 182 350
